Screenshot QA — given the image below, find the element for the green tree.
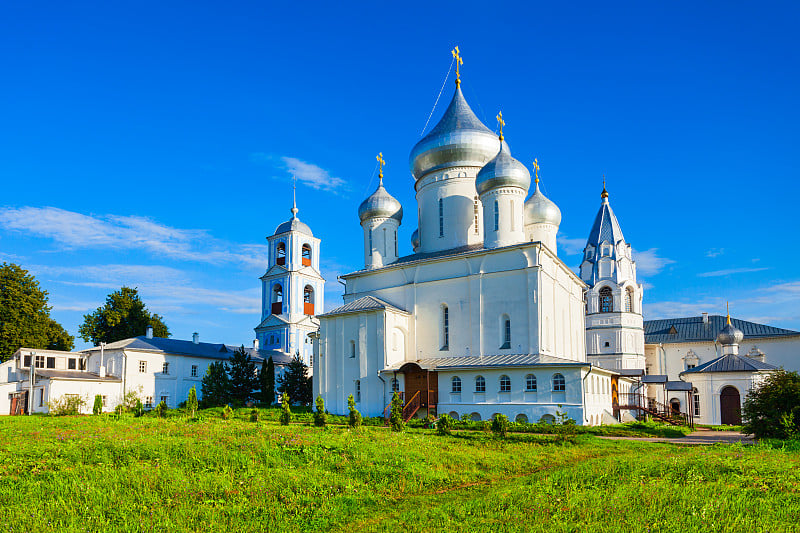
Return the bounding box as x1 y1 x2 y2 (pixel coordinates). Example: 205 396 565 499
492 414 509 438
92 395 103 415
347 394 362 428
228 346 257 404
279 393 291 425
314 395 327 427
79 286 169 345
186 386 198 418
277 353 312 405
0 263 74 361
437 413 454 436
389 391 405 432
743 370 800 439
200 361 231 407
260 356 275 406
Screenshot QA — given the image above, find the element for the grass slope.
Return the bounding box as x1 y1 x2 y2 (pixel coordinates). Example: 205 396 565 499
1 411 798 532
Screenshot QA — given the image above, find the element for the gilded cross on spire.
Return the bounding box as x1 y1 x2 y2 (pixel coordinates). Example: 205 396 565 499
533 158 540 184
376 152 385 184
601 174 608 199
496 111 505 141
452 46 463 86
726 302 731 325
291 175 298 217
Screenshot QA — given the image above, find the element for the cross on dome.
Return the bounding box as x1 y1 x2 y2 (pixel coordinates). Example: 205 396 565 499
533 158 540 184
452 46 463 86
376 152 385 184
496 111 505 141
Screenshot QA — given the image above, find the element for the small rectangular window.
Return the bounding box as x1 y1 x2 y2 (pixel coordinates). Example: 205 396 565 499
46 357 56 369
160 395 168 405
191 365 198 377
68 358 76 370
101 396 107 407
162 362 169 375
139 361 147 373
145 397 153 408
39 389 44 406
24 355 31 367
493 200 499 231
35 355 45 368
438 198 444 237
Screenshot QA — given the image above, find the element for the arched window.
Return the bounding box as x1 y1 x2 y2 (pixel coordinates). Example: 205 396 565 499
451 376 462 393
303 285 314 315
475 375 486 393
438 198 444 237
500 375 511 392
692 388 700 417
301 244 311 266
271 284 283 315
500 315 511 349
349 340 356 359
599 287 613 313
493 200 499 231
441 305 449 350
625 287 634 313
391 378 400 393
515 414 528 424
276 242 286 265
552 373 565 392
525 374 537 391
368 228 373 257
355 380 361 402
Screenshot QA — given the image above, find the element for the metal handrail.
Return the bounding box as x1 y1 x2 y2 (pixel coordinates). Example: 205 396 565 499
402 391 421 421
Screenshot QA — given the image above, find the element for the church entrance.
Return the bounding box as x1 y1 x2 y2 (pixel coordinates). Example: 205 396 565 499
398 363 438 418
720 386 741 425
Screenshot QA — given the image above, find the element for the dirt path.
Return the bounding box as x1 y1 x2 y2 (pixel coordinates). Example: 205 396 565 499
596 429 753 445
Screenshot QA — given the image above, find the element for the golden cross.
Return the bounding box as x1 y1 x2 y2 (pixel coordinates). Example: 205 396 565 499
452 46 463 85
496 111 505 140
601 174 608 199
533 158 540 182
376 152 385 181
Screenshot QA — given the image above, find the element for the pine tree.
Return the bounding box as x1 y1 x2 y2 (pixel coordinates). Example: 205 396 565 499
279 392 291 425
79 286 169 345
228 346 257 404
92 395 103 415
200 361 231 407
348 394 362 428
186 386 198 418
0 263 74 361
260 356 275 406
389 391 405 432
277 353 312 405
314 395 326 427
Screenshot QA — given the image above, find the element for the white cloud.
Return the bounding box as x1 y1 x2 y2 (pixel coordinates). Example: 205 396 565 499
633 248 675 276
557 234 586 256
250 153 348 193
0 207 267 269
705 248 724 258
697 267 770 278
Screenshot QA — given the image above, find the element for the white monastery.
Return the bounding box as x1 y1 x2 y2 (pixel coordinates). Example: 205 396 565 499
2 50 798 426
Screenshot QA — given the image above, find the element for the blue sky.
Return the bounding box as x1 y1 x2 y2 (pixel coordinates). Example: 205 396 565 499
1 1 798 349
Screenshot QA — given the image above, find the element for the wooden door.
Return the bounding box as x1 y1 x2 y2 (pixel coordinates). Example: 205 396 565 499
611 376 619 408
404 371 427 405
720 386 741 425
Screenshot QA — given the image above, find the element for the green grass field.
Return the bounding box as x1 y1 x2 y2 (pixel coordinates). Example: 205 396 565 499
1 409 798 532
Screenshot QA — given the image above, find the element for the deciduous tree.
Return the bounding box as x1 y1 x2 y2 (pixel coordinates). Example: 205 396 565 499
743 370 800 439
79 286 169 345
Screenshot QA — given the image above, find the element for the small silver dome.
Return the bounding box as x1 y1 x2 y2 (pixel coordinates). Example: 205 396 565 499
475 142 531 196
358 180 403 223
411 228 420 251
524 180 562 227
274 205 313 236
409 86 504 180
717 317 744 345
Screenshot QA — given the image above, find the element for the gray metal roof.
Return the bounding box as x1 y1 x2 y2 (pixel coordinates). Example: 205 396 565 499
587 196 626 248
666 381 693 392
320 296 408 318
641 374 668 384
274 215 313 237
86 337 293 365
681 353 778 375
384 353 588 371
32 370 122 382
645 315 799 344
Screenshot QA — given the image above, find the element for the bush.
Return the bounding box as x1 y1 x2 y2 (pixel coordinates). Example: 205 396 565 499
437 413 454 435
48 395 86 416
123 387 143 411
743 370 800 439
186 386 198 418
250 408 260 422
389 391 404 432
492 414 509 437
133 399 144 418
348 394 362 428
92 395 103 415
314 395 327 427
222 404 234 420
154 401 167 418
279 393 291 425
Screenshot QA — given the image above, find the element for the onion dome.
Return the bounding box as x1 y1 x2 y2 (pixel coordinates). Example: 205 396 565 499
274 203 313 236
358 178 403 223
411 228 420 251
524 179 561 226
717 314 744 345
409 85 506 180
475 142 531 196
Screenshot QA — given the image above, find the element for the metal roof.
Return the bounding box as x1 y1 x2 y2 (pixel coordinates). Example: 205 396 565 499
644 315 799 344
587 196 626 248
32 370 122 382
641 375 668 383
681 353 778 375
320 295 409 318
666 381 693 392
384 353 587 371
85 337 294 365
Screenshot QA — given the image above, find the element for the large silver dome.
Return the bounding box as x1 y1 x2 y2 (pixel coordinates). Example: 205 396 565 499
358 180 403 223
409 86 506 180
717 317 744 345
475 142 531 196
524 180 562 226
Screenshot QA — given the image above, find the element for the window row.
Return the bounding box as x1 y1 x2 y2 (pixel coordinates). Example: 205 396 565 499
270 283 316 315
275 242 313 266
451 373 566 394
138 361 199 378
595 286 636 313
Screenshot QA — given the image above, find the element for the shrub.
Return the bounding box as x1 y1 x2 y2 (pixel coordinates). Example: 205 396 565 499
92 395 103 415
437 413 454 435
250 408 260 422
222 404 234 420
154 401 167 418
314 395 327 427
48 395 86 416
133 399 144 418
389 391 405 432
348 394 362 428
279 393 291 425
123 387 144 411
492 414 509 437
186 386 198 418
743 370 800 439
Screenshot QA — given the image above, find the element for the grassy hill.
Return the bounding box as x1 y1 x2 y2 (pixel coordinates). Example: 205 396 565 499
1 409 798 532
